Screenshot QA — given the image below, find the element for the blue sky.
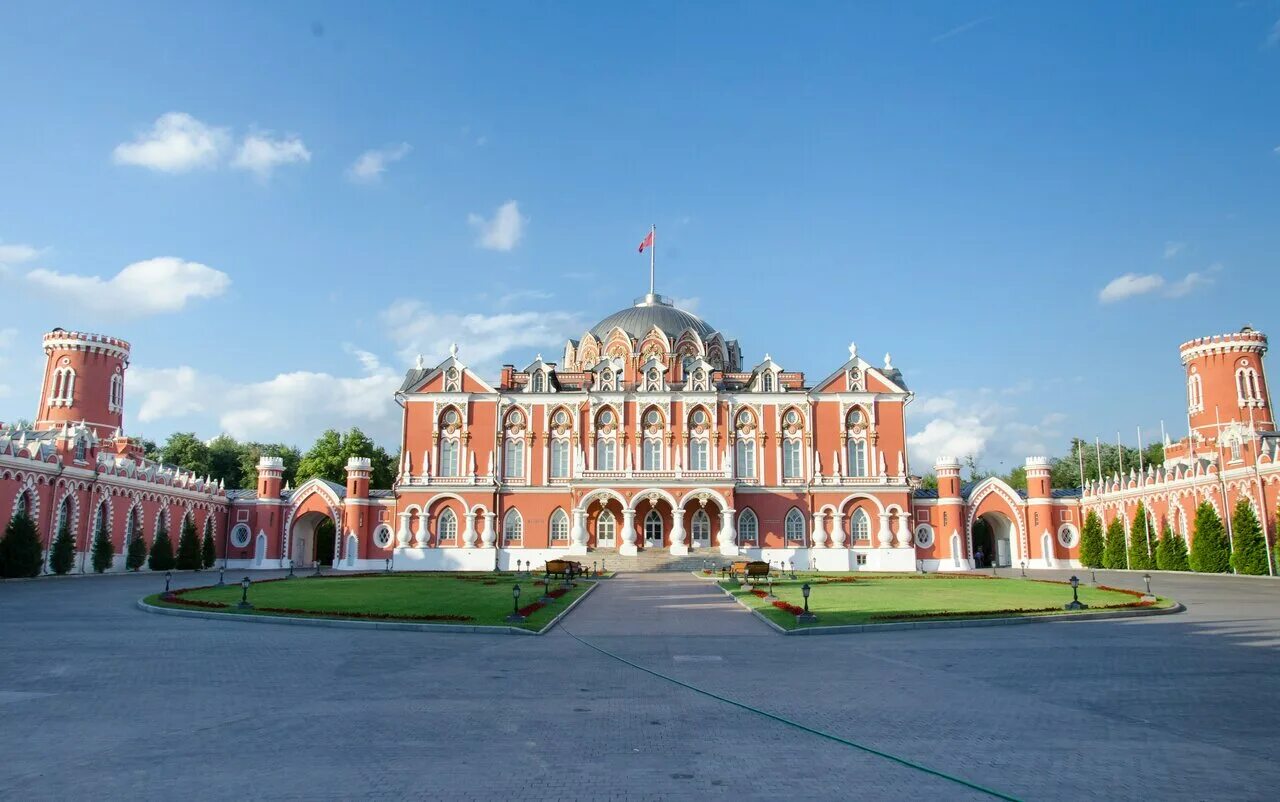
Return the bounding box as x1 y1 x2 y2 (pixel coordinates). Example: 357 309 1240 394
1 1 1278 475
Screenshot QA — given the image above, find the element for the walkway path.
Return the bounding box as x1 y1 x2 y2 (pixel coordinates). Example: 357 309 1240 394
1 568 1278 800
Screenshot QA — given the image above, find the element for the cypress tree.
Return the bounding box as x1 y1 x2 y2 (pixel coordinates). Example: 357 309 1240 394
1127 502 1155 571
0 512 43 578
1189 501 1230 574
1155 520 1190 571
1229 499 1270 576
1103 516 1128 569
175 515 201 570
148 515 175 572
90 511 114 573
1079 510 1104 568
49 517 75 575
125 530 148 571
200 522 216 569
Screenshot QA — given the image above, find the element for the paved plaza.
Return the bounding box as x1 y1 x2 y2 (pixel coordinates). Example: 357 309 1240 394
2 568 1279 801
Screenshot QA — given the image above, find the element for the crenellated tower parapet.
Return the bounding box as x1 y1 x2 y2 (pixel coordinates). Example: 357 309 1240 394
36 328 132 439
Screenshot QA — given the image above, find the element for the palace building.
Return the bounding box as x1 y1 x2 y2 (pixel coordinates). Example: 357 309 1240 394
2 305 1277 574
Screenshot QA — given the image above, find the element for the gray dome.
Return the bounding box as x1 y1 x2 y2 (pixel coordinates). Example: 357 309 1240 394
589 294 716 341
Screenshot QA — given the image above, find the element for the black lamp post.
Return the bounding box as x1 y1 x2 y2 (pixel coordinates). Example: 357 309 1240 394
539 568 555 603
313 559 322 577
516 558 523 575
1090 568 1096 585
161 571 174 600
384 557 391 574
1020 560 1026 578
216 566 225 587
592 560 598 577
287 559 295 578
506 583 526 622
600 559 606 574
237 576 254 610
765 575 776 600
1063 575 1088 610
797 582 817 624
789 560 796 579
1143 573 1153 596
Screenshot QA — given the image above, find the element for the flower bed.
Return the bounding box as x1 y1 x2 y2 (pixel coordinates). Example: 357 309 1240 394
866 599 1155 622
749 589 806 616
517 586 570 617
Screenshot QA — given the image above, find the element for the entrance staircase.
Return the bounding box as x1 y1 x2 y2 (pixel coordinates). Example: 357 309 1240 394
596 546 739 573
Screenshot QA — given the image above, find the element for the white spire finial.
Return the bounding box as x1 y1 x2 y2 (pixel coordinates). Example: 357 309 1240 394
883 352 893 370
849 342 858 360
764 353 771 362
449 342 459 359
415 354 424 370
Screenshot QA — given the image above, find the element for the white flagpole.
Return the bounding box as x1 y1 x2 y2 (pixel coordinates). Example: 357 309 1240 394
1214 405 1236 565
1138 425 1153 562
1248 404 1275 576
648 224 656 296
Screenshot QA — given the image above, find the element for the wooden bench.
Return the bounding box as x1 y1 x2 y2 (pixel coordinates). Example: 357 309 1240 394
741 560 772 587
544 560 587 580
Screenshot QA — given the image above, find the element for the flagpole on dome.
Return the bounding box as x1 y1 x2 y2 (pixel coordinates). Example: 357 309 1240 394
649 224 656 296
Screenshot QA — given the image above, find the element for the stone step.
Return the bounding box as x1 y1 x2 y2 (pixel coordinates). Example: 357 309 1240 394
597 548 739 573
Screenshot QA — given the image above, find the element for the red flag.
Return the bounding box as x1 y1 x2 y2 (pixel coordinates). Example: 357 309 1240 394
638 229 654 253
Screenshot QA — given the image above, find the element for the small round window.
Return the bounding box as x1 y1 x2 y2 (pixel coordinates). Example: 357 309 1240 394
373 526 393 549
785 410 799 425
692 410 707 426
737 411 751 427
645 410 661 426
443 409 459 426
847 408 864 426
600 410 614 425
913 525 934 549
553 410 568 425
230 524 251 548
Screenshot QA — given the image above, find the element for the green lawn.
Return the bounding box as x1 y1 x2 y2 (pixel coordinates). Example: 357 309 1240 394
719 573 1170 630
146 572 592 630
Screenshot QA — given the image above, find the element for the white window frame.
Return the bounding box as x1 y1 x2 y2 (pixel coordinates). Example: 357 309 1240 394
437 508 458 542
737 508 758 544
502 509 523 545
784 508 805 545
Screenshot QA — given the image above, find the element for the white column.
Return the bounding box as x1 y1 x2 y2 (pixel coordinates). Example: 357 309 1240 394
877 512 894 547
669 507 687 555
568 508 588 555
619 508 638 556
718 508 737 556
829 511 846 548
481 511 497 548
811 510 828 548
418 513 433 547
461 511 477 547
396 512 411 546
895 511 914 548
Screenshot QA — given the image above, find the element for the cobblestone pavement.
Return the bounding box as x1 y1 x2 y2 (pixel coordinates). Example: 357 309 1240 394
1 568 1278 801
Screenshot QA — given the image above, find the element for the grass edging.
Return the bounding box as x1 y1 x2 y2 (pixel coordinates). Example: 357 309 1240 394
136 580 599 636
715 583 1185 636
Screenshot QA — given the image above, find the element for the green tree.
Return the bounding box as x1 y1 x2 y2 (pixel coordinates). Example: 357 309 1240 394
125 528 148 571
90 510 114 573
1049 438 1164 491
1229 499 1270 576
148 514 175 571
175 515 201 570
1189 501 1230 574
1003 465 1027 492
1127 502 1155 571
239 442 302 490
0 512 43 578
917 473 938 491
200 519 216 569
1103 516 1128 569
1155 520 1190 571
159 432 212 478
49 516 75 575
297 428 396 488
206 434 246 489
1078 510 1105 568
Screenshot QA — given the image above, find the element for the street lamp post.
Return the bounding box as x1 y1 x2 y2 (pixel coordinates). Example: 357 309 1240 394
765 575 776 601
216 566 225 587
384 557 391 574
1063 575 1088 611
287 559 295 579
797 582 817 624
1020 560 1026 578
506 583 526 623
161 571 174 601
237 576 254 610
1143 573 1153 596
539 569 555 604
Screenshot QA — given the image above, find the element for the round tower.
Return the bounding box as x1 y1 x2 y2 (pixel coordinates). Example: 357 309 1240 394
1179 327 1272 438
35 329 131 439
345 456 371 499
257 456 284 499
1024 456 1052 501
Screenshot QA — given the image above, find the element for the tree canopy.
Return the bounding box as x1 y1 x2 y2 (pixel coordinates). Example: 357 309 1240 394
296 428 397 488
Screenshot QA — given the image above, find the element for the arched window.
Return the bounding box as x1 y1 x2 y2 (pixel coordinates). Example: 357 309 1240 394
55 497 71 536
1187 372 1203 412
51 367 76 404
595 438 616 471
531 372 545 393
736 438 756 479
502 509 523 545
437 508 458 542
94 500 110 546
784 508 805 545
847 439 867 477
14 489 31 519
74 439 87 462
550 439 570 478
688 439 708 471
109 373 124 410
444 367 461 393
550 509 569 543
647 368 662 391
597 510 617 545
762 373 774 392
691 509 711 544
643 509 663 543
737 508 758 544
504 437 524 479
851 509 871 541
782 440 802 480
439 439 460 477
643 437 662 470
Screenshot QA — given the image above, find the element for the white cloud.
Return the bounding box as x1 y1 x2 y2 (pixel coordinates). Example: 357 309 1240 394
0 327 15 399
1099 266 1219 304
497 289 553 307
672 296 701 313
231 133 311 178
129 349 401 444
112 112 230 173
25 257 230 316
383 300 580 376
0 241 44 265
1162 241 1185 259
908 390 1066 476
468 201 526 251
1099 273 1165 303
347 143 411 183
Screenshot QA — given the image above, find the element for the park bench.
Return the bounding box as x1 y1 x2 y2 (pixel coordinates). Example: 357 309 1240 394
741 561 772 587
544 559 587 580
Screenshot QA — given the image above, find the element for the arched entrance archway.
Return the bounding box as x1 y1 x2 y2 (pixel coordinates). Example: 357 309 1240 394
292 511 337 568
972 511 1014 568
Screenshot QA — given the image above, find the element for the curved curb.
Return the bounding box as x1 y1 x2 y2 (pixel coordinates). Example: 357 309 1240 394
715 583 1185 635
136 580 599 636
